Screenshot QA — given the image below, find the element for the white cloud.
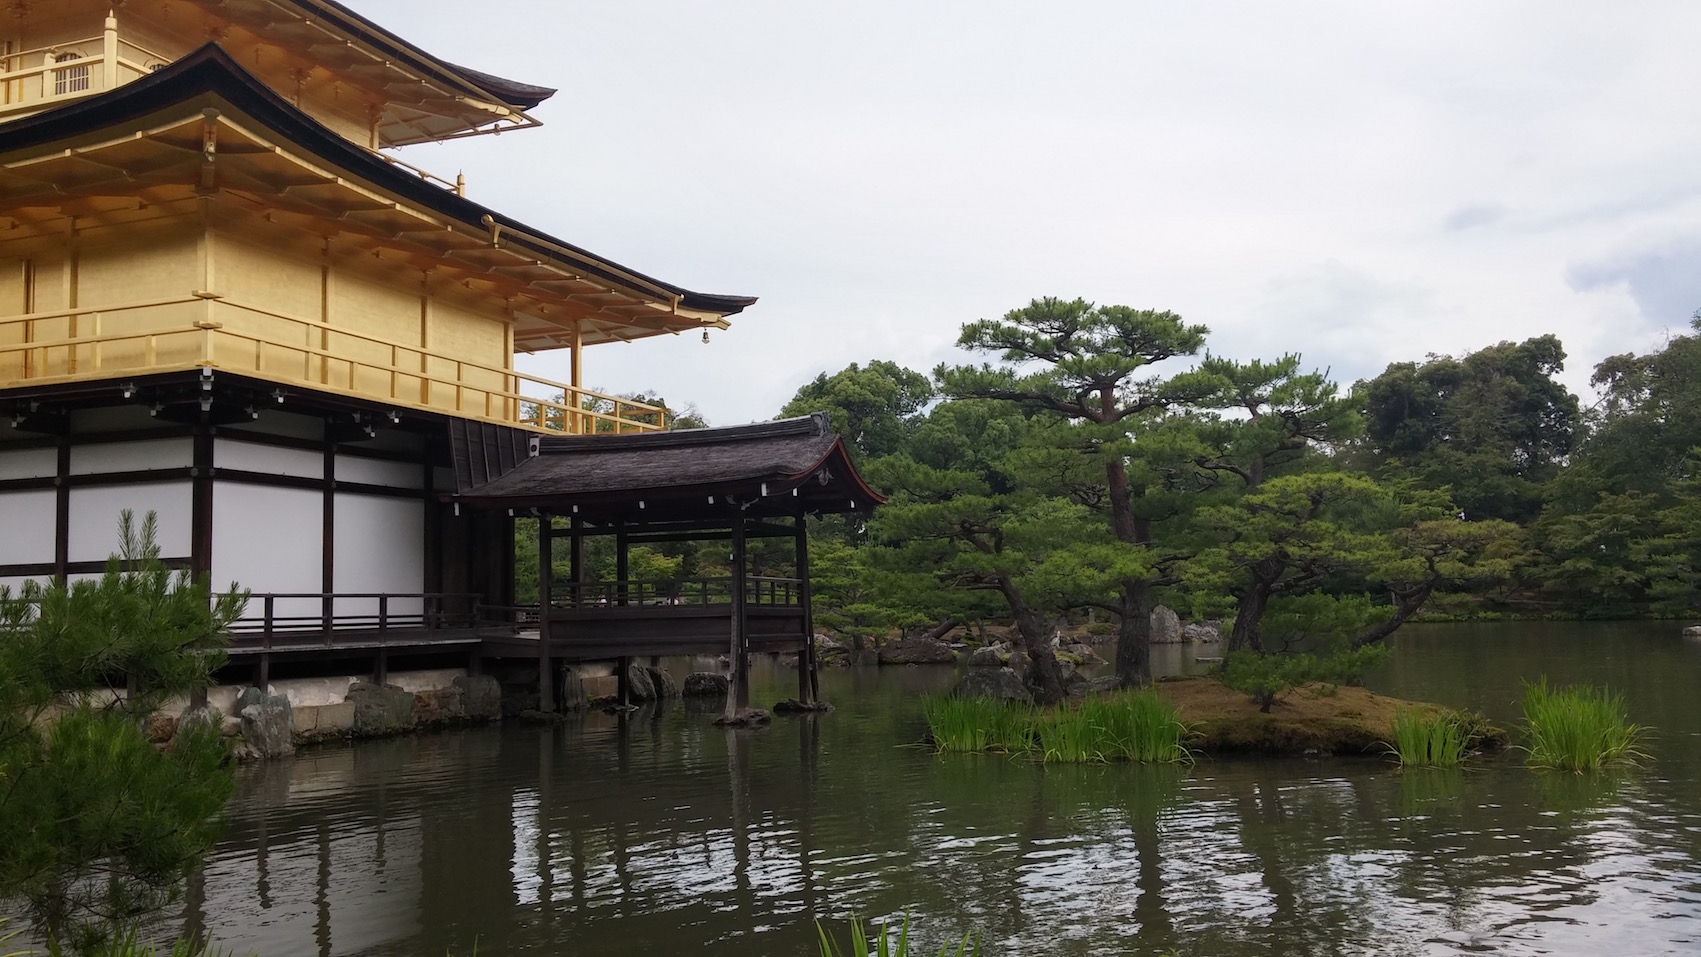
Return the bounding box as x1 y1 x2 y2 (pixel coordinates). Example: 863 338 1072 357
351 0 1701 424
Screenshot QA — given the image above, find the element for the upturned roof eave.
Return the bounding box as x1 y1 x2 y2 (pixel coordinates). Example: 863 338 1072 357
0 44 755 319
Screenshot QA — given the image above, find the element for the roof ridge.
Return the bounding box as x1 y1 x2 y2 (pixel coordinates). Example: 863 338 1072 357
536 413 828 454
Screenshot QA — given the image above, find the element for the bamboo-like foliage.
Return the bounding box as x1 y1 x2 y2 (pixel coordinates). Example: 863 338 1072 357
1520 678 1649 772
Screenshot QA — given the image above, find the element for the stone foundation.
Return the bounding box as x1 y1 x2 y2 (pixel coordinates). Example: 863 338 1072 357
154 668 506 760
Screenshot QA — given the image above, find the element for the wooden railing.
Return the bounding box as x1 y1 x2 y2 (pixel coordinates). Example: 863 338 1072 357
229 592 483 650
0 297 668 434
0 24 167 118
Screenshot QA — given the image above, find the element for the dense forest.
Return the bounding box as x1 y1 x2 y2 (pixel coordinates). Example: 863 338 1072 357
525 299 1700 701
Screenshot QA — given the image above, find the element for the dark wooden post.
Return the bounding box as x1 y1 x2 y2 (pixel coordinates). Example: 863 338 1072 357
794 512 816 704
568 516 583 605
615 518 629 606
727 510 750 717
538 510 555 713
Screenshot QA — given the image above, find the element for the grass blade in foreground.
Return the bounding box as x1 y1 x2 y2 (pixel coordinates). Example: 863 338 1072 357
1520 678 1649 772
816 916 980 957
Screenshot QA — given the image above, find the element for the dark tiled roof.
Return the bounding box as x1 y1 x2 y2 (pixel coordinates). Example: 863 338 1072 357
0 45 753 318
311 0 557 109
452 414 884 516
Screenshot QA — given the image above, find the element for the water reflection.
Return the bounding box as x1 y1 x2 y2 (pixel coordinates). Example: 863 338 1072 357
184 628 1701 956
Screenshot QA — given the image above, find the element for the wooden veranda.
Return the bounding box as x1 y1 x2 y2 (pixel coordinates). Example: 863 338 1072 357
450 413 883 714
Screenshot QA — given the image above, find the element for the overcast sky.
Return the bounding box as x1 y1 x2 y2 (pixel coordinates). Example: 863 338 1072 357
358 0 1701 425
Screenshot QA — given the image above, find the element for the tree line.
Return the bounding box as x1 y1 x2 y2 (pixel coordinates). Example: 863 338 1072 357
771 299 1699 703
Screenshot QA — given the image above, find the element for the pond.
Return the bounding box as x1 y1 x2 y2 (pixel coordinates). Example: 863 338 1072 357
183 621 1701 956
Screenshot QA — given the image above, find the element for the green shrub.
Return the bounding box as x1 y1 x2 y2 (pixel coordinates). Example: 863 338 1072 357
1386 710 1469 768
1520 678 1649 772
1220 644 1390 713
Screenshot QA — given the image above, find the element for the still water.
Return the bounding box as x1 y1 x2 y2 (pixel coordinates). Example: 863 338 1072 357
188 622 1701 956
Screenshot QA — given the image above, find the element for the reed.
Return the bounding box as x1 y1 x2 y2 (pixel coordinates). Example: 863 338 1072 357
923 690 1191 765
1520 678 1649 772
1386 710 1470 768
922 696 1032 753
816 916 980 957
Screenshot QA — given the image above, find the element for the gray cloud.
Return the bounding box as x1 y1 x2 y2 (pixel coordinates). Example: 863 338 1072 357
1443 204 1509 231
1567 236 1701 327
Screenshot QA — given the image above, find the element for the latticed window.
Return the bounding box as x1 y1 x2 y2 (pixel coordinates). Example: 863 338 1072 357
53 51 88 95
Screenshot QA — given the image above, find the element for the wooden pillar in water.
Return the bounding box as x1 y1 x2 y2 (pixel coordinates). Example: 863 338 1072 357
727 510 751 716
794 512 818 704
537 510 555 713
616 518 630 708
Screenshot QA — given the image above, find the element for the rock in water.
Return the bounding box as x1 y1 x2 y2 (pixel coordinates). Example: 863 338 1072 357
966 645 1006 667
1183 620 1222 642
346 681 416 735
1150 605 1183 644
1684 625 1701 640
956 667 1033 703
877 636 958 665
455 674 504 719
625 663 657 702
714 707 772 727
683 672 731 697
645 665 678 698
240 694 295 759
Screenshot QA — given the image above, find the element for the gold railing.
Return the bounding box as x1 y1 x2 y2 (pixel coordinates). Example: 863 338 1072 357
0 297 667 434
0 24 168 117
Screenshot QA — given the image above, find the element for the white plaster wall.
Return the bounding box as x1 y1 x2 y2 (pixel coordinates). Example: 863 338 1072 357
212 483 321 622
67 482 192 562
333 493 424 617
69 438 193 475
336 454 420 489
0 489 55 565
214 438 322 479
0 447 56 479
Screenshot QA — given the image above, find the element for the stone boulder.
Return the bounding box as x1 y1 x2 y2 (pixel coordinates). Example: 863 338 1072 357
1087 675 1123 695
556 667 588 711
1062 670 1089 699
346 681 417 736
233 685 267 715
878 636 958 665
625 664 658 702
240 693 294 759
683 672 731 698
1684 625 1701 640
772 698 833 714
455 674 503 720
145 712 179 744
956 667 1032 703
412 686 466 725
1183 620 1222 643
1150 605 1183 644
714 707 772 727
1063 642 1104 665
645 665 678 698
966 645 1007 667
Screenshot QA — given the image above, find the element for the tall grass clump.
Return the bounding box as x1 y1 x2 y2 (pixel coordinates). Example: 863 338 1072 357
1085 691 1194 764
817 916 979 957
1386 710 1469 768
1521 678 1649 772
922 696 1031 753
924 691 1191 765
